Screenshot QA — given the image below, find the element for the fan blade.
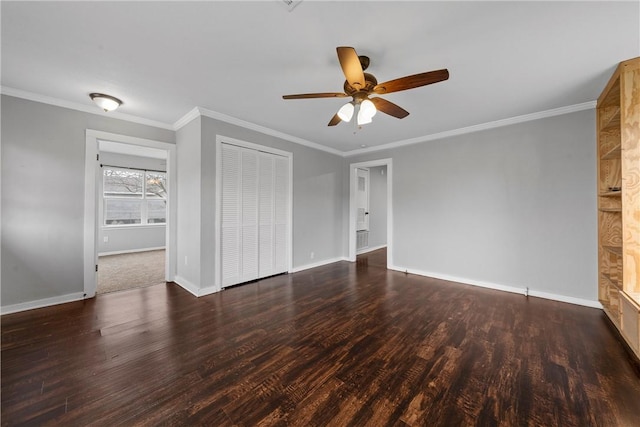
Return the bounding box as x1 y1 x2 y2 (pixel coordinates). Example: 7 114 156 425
373 69 449 94
283 92 348 100
337 47 365 89
370 97 410 119
328 113 341 126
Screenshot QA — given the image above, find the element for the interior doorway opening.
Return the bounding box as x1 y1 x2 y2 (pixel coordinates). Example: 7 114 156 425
96 142 169 294
84 130 177 299
348 158 392 266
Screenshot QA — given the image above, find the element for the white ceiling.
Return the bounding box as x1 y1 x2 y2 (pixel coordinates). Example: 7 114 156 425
2 1 639 154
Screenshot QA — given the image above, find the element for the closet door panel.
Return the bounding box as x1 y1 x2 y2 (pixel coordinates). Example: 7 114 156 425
273 156 289 273
258 153 275 276
221 144 241 285
240 149 259 282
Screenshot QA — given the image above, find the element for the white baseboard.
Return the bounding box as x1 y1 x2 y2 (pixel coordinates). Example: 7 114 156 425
388 265 602 309
527 289 602 309
357 244 387 255
290 256 349 273
173 275 200 297
1 292 86 315
173 276 220 297
98 246 166 256
199 286 219 296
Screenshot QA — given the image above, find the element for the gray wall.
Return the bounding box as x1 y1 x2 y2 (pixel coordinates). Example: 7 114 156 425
99 227 165 255
1 95 174 307
200 117 345 285
174 116 345 291
368 165 387 249
98 152 166 254
1 93 598 308
347 109 597 302
175 117 202 287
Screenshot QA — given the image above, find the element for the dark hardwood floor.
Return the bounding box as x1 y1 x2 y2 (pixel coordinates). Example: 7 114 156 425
2 249 640 426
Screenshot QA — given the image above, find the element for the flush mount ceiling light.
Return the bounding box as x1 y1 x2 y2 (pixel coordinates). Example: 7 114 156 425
89 93 123 112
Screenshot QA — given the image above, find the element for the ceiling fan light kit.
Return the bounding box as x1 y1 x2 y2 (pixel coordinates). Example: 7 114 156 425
357 113 372 126
282 46 449 127
358 99 376 123
337 102 355 122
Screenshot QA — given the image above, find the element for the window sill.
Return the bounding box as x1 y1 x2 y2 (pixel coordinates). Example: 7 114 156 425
102 224 166 230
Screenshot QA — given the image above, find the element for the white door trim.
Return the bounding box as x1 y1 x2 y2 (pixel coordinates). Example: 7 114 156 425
349 159 392 265
83 130 177 298
215 135 293 290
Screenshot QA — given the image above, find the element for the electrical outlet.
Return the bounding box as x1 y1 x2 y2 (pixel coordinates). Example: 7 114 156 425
103 236 108 243
310 252 315 259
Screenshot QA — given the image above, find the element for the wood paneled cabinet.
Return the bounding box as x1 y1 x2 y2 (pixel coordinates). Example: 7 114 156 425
597 57 640 360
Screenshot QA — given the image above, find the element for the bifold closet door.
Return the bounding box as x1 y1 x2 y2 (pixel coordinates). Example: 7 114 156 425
221 143 289 287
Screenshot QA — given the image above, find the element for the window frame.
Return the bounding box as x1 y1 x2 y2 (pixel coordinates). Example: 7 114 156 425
102 166 167 227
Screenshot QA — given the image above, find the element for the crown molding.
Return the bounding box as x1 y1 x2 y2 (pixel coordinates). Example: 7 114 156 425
172 106 343 156
344 101 597 157
1 86 342 156
2 86 597 159
172 106 201 130
1 86 175 130
194 107 344 156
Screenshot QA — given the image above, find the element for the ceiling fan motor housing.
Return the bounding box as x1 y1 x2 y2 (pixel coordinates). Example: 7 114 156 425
359 55 370 71
344 73 378 96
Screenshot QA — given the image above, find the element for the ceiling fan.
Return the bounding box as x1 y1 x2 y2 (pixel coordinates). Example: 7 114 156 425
282 46 449 127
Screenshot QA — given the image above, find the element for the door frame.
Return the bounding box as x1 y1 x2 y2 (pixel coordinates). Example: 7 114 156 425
214 135 293 290
83 130 177 298
348 158 393 265
355 167 370 232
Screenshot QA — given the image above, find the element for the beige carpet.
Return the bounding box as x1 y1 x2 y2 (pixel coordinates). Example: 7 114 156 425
97 249 166 294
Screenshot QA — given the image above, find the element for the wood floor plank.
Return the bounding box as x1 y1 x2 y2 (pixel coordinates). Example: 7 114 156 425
2 249 640 426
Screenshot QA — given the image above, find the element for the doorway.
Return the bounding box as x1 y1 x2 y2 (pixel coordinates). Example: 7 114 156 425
96 141 168 294
355 167 370 252
348 158 393 266
83 130 177 298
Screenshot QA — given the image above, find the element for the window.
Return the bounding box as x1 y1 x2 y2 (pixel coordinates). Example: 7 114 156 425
103 167 166 226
